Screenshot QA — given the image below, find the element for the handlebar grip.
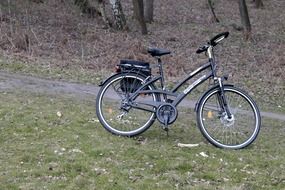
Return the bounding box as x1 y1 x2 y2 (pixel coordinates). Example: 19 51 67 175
196 32 229 54
210 32 229 46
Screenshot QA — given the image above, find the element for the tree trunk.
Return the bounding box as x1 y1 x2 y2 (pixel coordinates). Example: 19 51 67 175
254 0 264 8
207 0 219 23
74 0 99 17
239 0 251 40
109 0 127 30
144 0 154 23
98 0 111 27
133 0 148 35
74 0 111 27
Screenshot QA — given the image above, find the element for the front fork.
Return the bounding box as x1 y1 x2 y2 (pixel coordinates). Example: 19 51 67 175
215 77 232 119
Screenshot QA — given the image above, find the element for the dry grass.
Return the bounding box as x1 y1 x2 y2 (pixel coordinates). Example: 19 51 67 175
0 0 284 110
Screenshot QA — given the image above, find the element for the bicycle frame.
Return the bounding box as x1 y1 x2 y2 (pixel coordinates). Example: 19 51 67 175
125 41 232 118
128 60 215 112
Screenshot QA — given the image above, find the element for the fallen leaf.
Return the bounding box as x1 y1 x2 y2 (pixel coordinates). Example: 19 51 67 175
57 111 62 117
199 152 209 158
207 111 213 118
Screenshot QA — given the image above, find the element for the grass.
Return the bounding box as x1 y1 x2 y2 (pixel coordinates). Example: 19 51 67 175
0 90 284 189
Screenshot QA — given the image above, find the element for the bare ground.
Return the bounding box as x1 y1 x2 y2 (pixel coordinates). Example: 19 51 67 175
1 71 284 122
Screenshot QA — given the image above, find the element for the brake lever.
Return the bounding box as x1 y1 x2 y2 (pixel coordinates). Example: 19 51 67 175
196 44 209 54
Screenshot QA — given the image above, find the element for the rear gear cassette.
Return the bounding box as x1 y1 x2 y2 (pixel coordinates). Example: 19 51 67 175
156 103 178 125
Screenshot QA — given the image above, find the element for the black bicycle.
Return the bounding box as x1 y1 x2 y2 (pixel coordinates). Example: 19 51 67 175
96 32 261 149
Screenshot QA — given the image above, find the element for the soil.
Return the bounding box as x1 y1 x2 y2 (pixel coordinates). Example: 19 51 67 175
1 71 284 122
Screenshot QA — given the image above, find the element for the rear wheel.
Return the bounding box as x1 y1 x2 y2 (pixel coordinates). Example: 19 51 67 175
196 86 261 149
96 73 157 137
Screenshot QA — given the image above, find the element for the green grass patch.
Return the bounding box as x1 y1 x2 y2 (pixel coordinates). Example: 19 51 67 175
0 91 284 189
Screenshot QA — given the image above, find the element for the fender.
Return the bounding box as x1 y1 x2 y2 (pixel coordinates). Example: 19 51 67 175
98 72 148 87
195 84 234 112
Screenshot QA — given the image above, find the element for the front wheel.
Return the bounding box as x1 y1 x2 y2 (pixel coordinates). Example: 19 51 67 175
196 85 261 149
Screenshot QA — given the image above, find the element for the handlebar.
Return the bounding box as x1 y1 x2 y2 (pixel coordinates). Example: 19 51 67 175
210 31 229 46
196 32 229 54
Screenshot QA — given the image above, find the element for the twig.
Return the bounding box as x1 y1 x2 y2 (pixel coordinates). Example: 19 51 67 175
208 0 219 23
178 143 199 148
5 33 15 49
7 0 14 34
31 28 41 46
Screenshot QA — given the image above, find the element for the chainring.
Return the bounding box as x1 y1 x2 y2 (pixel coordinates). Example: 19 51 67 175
156 103 178 125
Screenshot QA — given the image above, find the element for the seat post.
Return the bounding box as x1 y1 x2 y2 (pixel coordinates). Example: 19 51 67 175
156 57 163 87
157 57 168 101
156 57 165 87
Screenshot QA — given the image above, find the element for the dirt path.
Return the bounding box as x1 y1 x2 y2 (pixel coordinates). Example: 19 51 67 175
0 71 284 122
0 71 99 100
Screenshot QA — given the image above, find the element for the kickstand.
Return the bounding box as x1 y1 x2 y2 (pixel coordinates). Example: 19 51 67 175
165 128 169 137
162 125 169 137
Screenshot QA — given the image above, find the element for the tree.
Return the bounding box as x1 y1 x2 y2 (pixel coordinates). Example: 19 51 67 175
74 0 100 17
133 0 148 35
74 0 126 30
238 0 251 40
252 0 264 8
144 0 154 23
109 0 127 30
98 0 111 28
207 0 219 23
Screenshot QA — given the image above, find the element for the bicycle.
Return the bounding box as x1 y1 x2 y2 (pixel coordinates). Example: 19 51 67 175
96 32 261 149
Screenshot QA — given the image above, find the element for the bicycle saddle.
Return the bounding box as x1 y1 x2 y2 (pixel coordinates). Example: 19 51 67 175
148 47 171 57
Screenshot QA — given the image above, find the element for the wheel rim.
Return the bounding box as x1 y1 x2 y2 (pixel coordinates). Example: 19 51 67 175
98 75 156 135
199 88 260 148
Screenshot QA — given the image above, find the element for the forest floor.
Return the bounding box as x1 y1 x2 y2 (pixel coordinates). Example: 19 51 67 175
0 0 284 111
0 0 284 189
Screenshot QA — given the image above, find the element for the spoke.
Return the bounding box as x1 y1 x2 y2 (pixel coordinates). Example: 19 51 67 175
111 82 125 99
227 93 248 115
232 122 251 139
209 125 222 142
203 106 220 112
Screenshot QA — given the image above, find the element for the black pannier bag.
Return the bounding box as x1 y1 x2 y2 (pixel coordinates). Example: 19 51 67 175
117 60 151 93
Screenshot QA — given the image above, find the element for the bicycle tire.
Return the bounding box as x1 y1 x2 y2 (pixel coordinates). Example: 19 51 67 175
196 85 261 149
96 73 158 137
